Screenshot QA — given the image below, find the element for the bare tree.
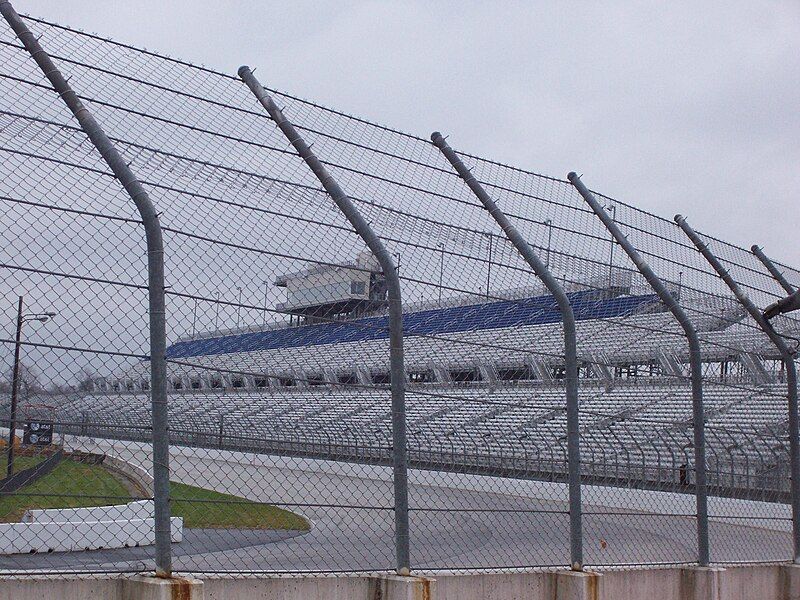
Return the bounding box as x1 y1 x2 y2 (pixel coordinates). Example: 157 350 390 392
76 367 97 392
4 362 43 398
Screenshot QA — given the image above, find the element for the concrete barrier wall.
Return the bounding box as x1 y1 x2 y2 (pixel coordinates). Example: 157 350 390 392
0 516 183 554
23 500 154 523
0 445 176 556
1 565 799 600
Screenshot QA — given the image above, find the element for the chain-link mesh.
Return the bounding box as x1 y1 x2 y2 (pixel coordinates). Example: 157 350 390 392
0 11 796 576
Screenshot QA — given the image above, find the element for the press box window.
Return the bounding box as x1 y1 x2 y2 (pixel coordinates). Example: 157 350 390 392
351 281 366 295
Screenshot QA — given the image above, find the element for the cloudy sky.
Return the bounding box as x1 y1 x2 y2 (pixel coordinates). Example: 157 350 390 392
23 1 800 266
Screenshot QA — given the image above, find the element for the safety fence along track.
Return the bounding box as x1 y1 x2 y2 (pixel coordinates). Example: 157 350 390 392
0 3 798 577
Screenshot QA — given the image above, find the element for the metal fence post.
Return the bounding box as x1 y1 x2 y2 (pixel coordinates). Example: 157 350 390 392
676 214 800 563
432 132 583 570
752 245 796 294
238 66 410 574
0 1 172 576
569 173 710 565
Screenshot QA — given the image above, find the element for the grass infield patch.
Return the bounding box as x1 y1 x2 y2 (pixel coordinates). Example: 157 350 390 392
0 457 309 531
170 481 309 531
0 458 130 522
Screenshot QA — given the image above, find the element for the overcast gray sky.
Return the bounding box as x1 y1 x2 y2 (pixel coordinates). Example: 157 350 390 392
24 0 800 266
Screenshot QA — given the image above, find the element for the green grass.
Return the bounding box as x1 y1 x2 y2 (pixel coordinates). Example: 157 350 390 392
0 457 309 531
0 458 131 522
170 481 310 531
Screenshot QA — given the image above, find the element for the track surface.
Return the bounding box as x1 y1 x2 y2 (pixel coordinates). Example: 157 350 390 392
0 446 790 573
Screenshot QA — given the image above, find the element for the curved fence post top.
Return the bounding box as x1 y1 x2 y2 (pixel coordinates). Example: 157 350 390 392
569 175 694 335
752 244 799 318
750 244 797 294
675 214 789 350
430 132 574 316
569 171 709 566
238 65 410 574
751 244 796 295
431 130 583 571
0 0 172 576
237 66 400 284
676 212 800 563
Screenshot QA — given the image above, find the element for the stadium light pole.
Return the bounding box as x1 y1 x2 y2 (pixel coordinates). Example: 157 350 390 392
605 204 616 289
6 296 57 478
437 242 445 306
485 232 493 299
214 291 220 332
236 286 243 329
544 219 553 269
676 215 800 564
569 174 710 566
190 297 198 340
433 132 584 571
264 279 269 327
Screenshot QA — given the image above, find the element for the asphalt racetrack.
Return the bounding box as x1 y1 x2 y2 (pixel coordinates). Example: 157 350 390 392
0 443 790 573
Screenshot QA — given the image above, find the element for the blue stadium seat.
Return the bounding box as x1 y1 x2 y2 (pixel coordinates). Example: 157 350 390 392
166 291 660 359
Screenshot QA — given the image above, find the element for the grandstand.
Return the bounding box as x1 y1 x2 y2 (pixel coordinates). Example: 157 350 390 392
26 259 793 502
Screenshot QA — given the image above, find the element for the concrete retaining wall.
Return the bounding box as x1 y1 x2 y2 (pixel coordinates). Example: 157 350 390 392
101 452 154 497
1 565 800 600
0 451 63 494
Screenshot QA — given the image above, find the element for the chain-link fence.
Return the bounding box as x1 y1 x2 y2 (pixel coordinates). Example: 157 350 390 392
0 5 798 577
